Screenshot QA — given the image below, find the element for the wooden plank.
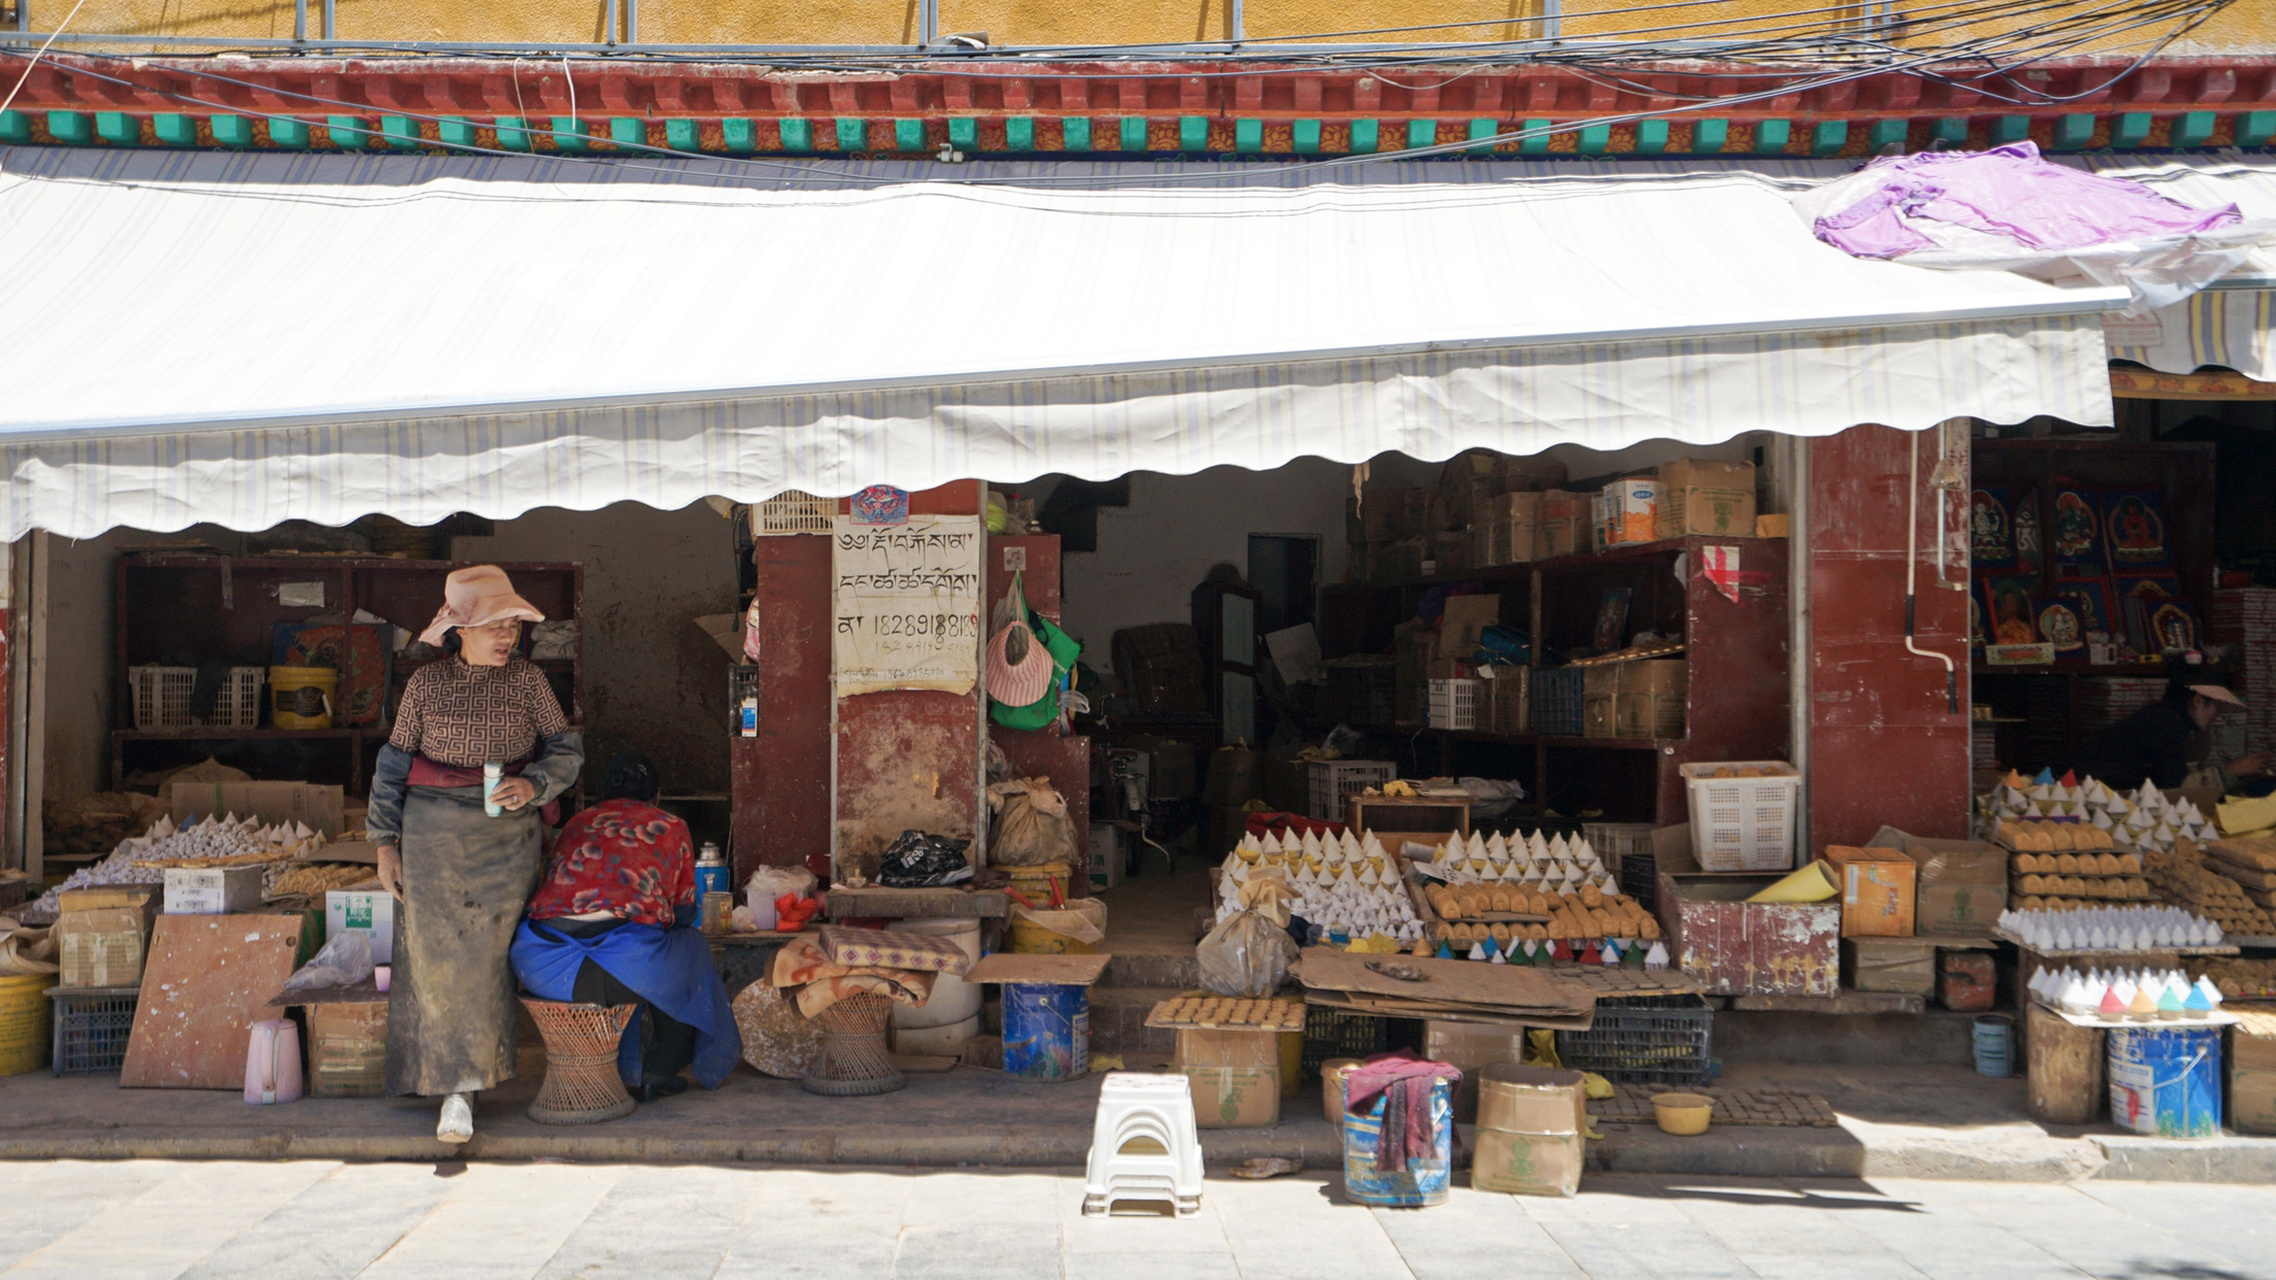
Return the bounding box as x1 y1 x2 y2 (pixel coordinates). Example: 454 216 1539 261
123 913 308 1089
966 952 1111 985
1292 946 1593 1017
824 886 1007 920
1728 991 1926 1015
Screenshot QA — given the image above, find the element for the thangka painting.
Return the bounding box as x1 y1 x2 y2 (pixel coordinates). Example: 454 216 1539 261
2050 579 2114 640
2050 489 2101 577
1981 576 2039 646
1969 488 2014 569
2036 599 2085 653
2101 490 2173 572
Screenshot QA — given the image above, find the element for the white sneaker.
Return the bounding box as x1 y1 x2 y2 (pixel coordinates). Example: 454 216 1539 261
437 1092 474 1144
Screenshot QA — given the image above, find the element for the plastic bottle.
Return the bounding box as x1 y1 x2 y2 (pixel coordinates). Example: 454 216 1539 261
740 697 759 738
483 762 504 817
696 842 729 900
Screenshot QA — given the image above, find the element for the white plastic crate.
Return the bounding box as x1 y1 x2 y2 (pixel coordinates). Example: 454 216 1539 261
1580 821 1655 874
1306 760 1397 822
1426 678 1482 732
1679 761 1801 872
129 666 264 730
750 490 834 535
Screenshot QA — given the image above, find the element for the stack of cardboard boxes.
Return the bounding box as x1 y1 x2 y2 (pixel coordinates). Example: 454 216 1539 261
1830 827 2009 1006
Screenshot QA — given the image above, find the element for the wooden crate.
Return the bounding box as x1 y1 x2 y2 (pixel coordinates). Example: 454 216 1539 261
306 1000 388 1098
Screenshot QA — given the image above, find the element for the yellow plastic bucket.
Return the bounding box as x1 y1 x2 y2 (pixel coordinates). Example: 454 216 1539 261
1007 897 1106 955
1004 862 1071 904
269 665 339 729
0 974 57 1077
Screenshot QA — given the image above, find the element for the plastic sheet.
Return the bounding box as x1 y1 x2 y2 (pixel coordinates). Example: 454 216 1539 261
877 830 975 888
1198 878 1300 997
986 778 1076 868
282 930 374 992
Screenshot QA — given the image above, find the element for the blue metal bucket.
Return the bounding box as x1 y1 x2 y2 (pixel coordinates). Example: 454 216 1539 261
2108 1025 2222 1139
1001 982 1089 1082
1341 1078 1453 1207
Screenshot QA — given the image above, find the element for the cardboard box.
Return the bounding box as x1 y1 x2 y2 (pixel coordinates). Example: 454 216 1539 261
1755 513 1791 539
1087 822 1124 890
1476 1064 1585 1134
1428 531 1468 576
1471 1127 1584 1197
1842 937 1935 993
2234 1015 2276 1134
57 897 159 988
1176 1027 1281 1070
306 837 381 866
1582 660 1686 740
1536 491 1587 560
1492 456 1570 492
1181 1065 1281 1128
57 885 158 913
1657 458 1758 538
1824 846 1917 937
1869 826 2007 937
1939 959 1997 1011
1422 1020 1529 1124
1362 489 1430 542
1484 666 1529 735
1602 476 1660 546
1439 595 1502 659
170 781 344 838
327 889 397 964
163 865 266 915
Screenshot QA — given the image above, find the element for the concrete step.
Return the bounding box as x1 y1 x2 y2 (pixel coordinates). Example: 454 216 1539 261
1100 950 1202 990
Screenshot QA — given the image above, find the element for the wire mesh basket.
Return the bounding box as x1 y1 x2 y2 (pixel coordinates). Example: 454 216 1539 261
1307 760 1397 823
751 490 834 535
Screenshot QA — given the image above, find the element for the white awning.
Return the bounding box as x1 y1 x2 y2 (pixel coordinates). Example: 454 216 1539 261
0 149 2119 539
2075 153 2276 380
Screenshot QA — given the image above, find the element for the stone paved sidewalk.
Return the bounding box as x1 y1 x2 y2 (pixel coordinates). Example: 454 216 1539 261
0 1160 2271 1279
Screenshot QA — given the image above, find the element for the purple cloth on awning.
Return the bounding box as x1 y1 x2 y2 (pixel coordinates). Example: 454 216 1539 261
1813 142 2242 259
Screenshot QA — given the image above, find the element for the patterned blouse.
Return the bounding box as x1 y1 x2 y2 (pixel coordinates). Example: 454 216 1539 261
388 657 569 768
525 799 695 927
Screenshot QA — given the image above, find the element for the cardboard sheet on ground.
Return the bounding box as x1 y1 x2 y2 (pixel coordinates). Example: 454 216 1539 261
965 952 1112 986
123 913 309 1089
1292 947 1596 1024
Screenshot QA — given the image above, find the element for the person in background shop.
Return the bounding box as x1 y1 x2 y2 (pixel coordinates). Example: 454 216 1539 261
510 753 742 1102
366 565 585 1145
2072 666 2268 793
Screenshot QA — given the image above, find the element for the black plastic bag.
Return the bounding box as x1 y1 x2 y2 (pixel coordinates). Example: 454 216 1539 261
876 829 975 887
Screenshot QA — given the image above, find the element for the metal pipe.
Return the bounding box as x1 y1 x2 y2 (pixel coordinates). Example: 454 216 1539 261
322 0 334 40
1787 433 1811 861
626 0 636 44
1905 426 1959 715
1543 0 1562 41
1229 0 1243 44
919 0 936 46
604 0 616 45
293 0 305 45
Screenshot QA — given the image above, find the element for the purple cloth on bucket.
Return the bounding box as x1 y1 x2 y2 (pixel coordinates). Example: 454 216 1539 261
1344 1050 1461 1174
1812 142 2241 259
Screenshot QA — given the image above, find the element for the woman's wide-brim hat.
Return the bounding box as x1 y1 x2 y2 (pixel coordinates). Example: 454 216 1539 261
986 620 1056 707
419 565 546 647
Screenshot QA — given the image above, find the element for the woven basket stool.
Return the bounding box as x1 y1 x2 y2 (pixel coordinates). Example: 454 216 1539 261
520 998 638 1125
802 992 906 1096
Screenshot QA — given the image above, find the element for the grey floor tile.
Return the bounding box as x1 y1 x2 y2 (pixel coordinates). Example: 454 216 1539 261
5 1161 336 1280
179 1164 453 1280
1533 1220 1760 1280
1065 1256 1239 1280
890 1222 1060 1280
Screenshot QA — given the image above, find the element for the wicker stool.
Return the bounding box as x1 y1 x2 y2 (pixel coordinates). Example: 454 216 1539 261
802 992 906 1096
520 998 638 1125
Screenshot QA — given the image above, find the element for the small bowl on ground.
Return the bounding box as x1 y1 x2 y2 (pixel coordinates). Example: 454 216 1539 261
1651 1092 1714 1136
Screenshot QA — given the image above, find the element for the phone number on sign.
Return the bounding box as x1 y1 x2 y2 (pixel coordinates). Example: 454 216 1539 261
837 613 977 646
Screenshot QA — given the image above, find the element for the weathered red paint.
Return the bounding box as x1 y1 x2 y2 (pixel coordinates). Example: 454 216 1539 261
982 531 1091 880
1807 424 1972 849
1657 872 1841 996
735 532 833 882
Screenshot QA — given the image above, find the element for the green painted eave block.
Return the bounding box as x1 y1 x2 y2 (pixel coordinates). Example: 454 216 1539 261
1753 119 1791 154
833 117 866 151
1178 116 1207 151
612 117 649 149
721 119 756 153
328 115 370 149
0 110 29 145
1636 118 1669 154
1060 117 1090 151
1519 117 1551 155
779 118 813 151
152 113 196 146
438 117 477 149
664 118 700 151
2174 111 2216 147
94 111 139 146
46 111 91 145
549 118 590 150
1991 115 2031 144
2238 111 2276 147
1006 117 1035 151
1293 119 1321 154
211 115 255 148
1810 120 1846 155
496 116 531 151
1466 118 1496 154
1932 117 1970 147
1234 118 1261 153
379 115 419 150
946 118 976 151
895 118 925 151
270 117 312 148
2050 113 2094 150
1118 117 1146 151
1407 118 1436 150
1867 118 1908 152
1691 118 1729 153
1577 122 1610 154
1350 119 1380 154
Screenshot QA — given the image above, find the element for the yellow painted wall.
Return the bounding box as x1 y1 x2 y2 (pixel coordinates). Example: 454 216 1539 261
50 0 2276 53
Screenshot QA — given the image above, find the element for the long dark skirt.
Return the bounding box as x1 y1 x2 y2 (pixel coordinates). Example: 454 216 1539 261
386 785 543 1097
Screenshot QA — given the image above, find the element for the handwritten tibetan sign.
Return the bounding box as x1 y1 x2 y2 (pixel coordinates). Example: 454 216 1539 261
832 514 983 696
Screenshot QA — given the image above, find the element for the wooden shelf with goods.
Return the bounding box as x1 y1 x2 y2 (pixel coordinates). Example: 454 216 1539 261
1318 535 1789 826
110 556 584 796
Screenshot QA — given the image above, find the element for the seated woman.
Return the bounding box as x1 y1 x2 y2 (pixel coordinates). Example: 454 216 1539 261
510 753 742 1101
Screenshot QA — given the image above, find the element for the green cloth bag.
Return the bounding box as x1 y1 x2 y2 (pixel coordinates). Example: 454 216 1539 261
991 609 1081 730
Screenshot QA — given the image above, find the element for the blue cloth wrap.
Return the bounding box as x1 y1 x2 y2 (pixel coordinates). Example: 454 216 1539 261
511 918 743 1089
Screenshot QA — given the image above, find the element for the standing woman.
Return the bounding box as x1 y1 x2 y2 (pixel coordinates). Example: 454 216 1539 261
366 566 585 1144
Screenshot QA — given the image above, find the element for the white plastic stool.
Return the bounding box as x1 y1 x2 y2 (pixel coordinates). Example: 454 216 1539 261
1083 1072 1204 1217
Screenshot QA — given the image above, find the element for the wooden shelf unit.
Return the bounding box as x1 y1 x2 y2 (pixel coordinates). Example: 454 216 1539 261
112 556 583 795
1319 534 1790 824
